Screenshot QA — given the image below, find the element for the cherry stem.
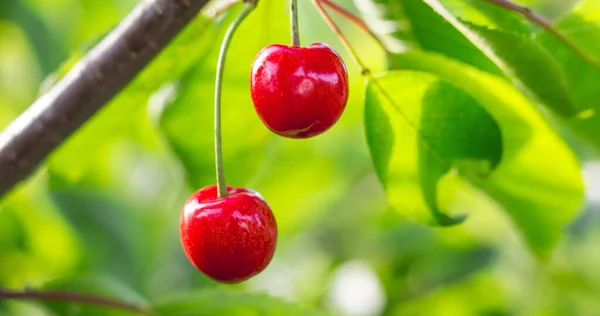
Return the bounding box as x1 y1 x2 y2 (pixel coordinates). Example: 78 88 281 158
214 1 257 198
291 0 301 46
0 289 149 314
319 0 386 50
312 0 371 76
481 0 600 70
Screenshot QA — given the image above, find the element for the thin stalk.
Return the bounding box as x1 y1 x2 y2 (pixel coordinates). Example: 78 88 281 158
319 0 386 50
214 1 257 198
482 0 600 70
291 0 301 46
0 289 148 314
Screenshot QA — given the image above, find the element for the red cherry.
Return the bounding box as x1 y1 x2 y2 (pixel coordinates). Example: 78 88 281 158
250 43 349 138
179 185 277 283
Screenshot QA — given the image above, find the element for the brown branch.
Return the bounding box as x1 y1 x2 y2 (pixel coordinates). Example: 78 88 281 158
482 0 600 70
0 289 149 314
0 0 213 199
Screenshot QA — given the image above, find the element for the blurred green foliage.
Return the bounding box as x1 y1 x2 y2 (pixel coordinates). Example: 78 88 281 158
1 0 600 315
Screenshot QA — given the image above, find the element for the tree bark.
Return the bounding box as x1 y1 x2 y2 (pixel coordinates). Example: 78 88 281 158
0 0 210 198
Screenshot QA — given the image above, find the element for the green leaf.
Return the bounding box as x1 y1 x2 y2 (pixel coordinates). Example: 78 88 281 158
0 174 80 287
535 0 600 148
0 0 66 75
373 51 584 255
40 275 148 316
357 0 500 73
49 188 156 290
366 72 502 226
420 0 577 117
419 82 502 223
153 289 328 316
438 0 530 34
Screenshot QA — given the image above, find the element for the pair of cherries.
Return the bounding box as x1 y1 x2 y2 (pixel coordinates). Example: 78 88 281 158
180 43 349 283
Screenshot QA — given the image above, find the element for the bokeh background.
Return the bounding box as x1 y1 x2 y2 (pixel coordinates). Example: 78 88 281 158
1 0 599 315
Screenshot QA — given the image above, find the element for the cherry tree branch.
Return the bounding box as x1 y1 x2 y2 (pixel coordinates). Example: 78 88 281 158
0 289 148 314
0 0 212 199
481 0 600 69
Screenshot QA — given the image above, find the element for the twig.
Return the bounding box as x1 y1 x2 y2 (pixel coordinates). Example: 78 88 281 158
482 0 600 70
0 289 149 314
0 0 212 199
319 0 386 50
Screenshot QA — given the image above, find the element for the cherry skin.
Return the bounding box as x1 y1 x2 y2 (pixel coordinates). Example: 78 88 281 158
179 185 277 284
250 43 349 138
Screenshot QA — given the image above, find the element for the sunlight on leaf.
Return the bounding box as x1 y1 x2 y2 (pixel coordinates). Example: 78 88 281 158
373 51 584 255
153 289 328 316
365 72 502 226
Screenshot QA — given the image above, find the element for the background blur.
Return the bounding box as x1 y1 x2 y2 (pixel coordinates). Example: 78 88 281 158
1 0 599 315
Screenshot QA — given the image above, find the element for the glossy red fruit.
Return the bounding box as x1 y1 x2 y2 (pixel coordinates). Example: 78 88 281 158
180 185 277 283
250 43 349 138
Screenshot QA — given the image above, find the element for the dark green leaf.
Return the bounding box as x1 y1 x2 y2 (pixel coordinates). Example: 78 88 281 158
439 0 531 34
536 0 600 148
0 177 80 287
421 0 577 117
418 81 502 225
357 0 501 73
365 71 502 226
49 188 155 289
1 0 66 75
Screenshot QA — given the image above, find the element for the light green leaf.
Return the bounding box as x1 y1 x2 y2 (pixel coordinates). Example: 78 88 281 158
372 51 584 255
366 74 502 225
421 0 577 117
153 289 328 316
